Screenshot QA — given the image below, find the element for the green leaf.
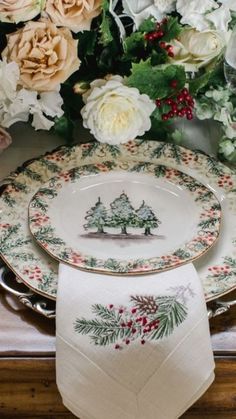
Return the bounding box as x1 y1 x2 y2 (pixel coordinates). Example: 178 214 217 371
123 32 145 57
189 71 212 95
53 114 75 143
126 60 186 99
78 30 97 56
139 17 157 33
99 0 113 46
161 17 182 42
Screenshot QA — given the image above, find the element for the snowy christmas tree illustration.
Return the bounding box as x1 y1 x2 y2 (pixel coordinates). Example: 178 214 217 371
110 192 137 234
83 197 109 233
83 193 162 238
136 201 161 236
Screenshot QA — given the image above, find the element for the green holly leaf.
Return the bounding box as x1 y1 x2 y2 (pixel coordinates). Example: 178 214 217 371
124 32 145 56
162 17 182 42
126 60 186 99
139 17 157 33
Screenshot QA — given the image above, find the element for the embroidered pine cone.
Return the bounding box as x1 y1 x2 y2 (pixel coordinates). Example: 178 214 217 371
131 295 158 314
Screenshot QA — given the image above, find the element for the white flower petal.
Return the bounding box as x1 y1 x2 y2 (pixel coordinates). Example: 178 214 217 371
206 5 231 31
32 111 55 131
38 91 64 118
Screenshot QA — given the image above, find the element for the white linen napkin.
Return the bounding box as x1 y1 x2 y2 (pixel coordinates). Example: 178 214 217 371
56 263 215 419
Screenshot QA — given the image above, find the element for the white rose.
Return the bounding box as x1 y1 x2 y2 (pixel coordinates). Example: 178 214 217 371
0 0 45 24
81 76 155 145
170 28 228 71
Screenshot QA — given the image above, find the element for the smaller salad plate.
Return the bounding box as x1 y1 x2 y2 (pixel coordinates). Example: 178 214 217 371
29 161 221 274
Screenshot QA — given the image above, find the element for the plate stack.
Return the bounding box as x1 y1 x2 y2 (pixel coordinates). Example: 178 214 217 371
0 140 235 318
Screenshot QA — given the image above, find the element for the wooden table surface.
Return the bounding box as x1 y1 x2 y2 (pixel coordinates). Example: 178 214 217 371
0 124 236 418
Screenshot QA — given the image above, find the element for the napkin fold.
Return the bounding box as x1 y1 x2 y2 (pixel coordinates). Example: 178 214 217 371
56 263 215 419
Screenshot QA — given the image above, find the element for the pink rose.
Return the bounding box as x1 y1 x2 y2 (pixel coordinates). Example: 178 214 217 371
44 0 102 33
0 0 43 23
0 127 12 152
2 19 81 92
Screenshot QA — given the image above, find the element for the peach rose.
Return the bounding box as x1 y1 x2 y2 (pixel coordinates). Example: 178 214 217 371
0 127 12 152
2 20 81 92
0 0 44 23
44 0 102 33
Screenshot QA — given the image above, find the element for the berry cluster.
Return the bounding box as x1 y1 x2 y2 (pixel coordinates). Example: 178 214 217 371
156 87 195 121
144 18 174 57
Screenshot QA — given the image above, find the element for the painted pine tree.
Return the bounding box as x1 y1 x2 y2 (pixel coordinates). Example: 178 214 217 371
110 192 137 234
136 201 161 235
84 197 108 234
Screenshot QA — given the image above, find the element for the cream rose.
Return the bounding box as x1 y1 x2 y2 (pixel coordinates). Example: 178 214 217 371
44 0 102 33
0 0 45 23
169 28 228 71
2 20 81 92
81 76 155 145
0 127 12 152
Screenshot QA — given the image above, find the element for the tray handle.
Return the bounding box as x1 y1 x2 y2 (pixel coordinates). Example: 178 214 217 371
0 266 56 318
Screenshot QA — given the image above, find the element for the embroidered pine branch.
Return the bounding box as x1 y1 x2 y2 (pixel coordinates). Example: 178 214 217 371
74 292 191 349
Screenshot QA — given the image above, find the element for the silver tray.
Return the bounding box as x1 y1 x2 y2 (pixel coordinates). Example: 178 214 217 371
1 261 236 320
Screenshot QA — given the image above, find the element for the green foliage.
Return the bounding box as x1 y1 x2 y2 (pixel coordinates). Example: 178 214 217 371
53 114 75 144
161 17 182 42
99 0 113 46
139 18 157 33
126 60 186 99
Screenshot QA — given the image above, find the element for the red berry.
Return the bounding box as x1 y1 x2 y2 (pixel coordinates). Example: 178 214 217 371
186 107 192 115
181 88 189 96
158 30 164 38
125 339 130 345
185 94 192 102
170 80 178 88
165 98 173 105
131 308 137 314
132 328 137 334
148 34 154 41
115 344 120 349
127 321 133 328
141 340 146 345
187 113 193 120
162 114 169 121
166 44 173 52
168 52 174 58
109 304 114 309
121 322 126 327
155 99 161 107
177 94 184 103
168 111 174 118
119 308 124 314
177 110 184 117
159 41 166 48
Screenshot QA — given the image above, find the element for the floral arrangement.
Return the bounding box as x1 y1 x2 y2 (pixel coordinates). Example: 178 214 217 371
0 0 236 163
